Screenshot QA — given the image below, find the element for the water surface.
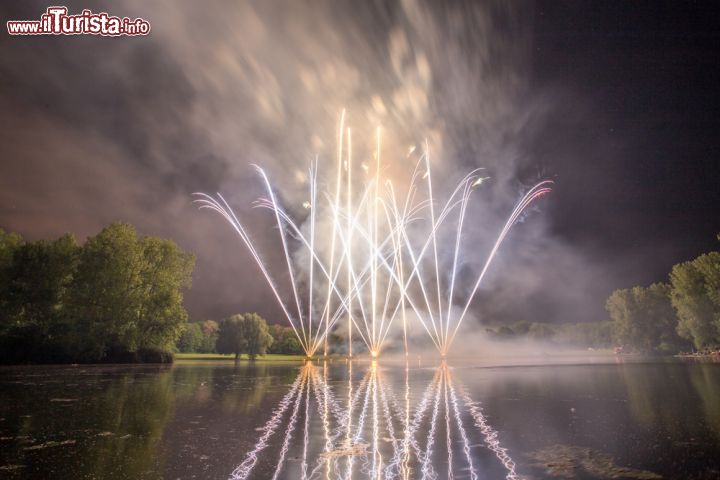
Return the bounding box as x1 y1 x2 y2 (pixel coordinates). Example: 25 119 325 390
1 358 719 479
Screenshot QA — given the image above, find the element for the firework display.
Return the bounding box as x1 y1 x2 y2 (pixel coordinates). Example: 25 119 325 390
196 115 551 358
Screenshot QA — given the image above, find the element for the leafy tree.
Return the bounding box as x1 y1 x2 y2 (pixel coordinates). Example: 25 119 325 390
528 322 556 341
670 252 720 349
0 234 78 361
66 223 194 360
511 320 531 335
280 335 302 355
0 229 24 332
176 320 219 353
177 322 204 353
606 282 681 352
217 315 244 359
496 325 515 337
0 229 22 286
199 319 219 353
201 319 219 337
136 235 195 350
0 229 22 263
217 313 273 360
267 324 284 354
554 321 612 348
5 235 79 332
268 324 303 355
241 313 273 359
66 223 143 358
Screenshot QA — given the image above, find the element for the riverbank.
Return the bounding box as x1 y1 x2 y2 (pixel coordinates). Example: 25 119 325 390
174 353 307 362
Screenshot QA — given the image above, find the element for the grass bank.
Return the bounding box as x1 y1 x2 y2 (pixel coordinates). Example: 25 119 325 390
175 353 306 362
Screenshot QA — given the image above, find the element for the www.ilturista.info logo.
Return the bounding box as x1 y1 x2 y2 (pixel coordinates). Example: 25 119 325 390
7 6 150 36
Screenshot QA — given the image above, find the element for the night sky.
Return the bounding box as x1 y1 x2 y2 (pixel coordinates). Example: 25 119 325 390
534 1 720 270
1 1 719 325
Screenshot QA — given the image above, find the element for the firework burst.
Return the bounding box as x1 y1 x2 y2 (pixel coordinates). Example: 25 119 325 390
195 114 551 358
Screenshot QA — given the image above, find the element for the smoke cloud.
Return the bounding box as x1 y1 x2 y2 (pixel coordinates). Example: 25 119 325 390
0 0 625 331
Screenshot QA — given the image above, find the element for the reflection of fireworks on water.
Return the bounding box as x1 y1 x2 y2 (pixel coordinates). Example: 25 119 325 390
229 370 305 479
459 383 519 480
196 114 551 357
230 363 518 480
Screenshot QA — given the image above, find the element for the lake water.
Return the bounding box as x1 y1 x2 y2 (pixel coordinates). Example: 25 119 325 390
1 358 719 479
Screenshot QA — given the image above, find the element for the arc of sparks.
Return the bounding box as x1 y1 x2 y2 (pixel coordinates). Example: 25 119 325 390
196 114 551 358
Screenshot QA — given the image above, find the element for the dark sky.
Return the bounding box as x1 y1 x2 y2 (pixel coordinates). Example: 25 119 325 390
534 1 720 263
1 1 718 325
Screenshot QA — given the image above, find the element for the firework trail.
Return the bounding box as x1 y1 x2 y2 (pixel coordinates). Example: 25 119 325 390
197 114 551 358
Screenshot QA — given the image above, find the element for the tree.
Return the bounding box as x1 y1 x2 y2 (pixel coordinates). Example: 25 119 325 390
217 313 273 360
66 223 194 360
554 321 612 348
241 313 274 359
606 282 680 352
0 234 78 361
199 320 219 353
511 320 531 336
5 235 79 332
279 335 302 355
176 321 218 353
217 315 244 359
0 230 23 333
135 235 195 351
201 319 219 337
0 229 22 265
177 322 204 353
496 325 515 338
528 322 556 341
0 230 23 327
268 324 303 355
670 252 720 349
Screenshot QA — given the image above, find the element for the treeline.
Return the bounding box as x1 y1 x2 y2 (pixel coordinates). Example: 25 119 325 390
176 320 219 353
606 239 720 353
176 314 304 357
484 320 613 348
0 224 194 364
485 236 720 355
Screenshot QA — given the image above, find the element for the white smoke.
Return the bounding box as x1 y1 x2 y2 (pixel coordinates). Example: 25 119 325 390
0 1 614 336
